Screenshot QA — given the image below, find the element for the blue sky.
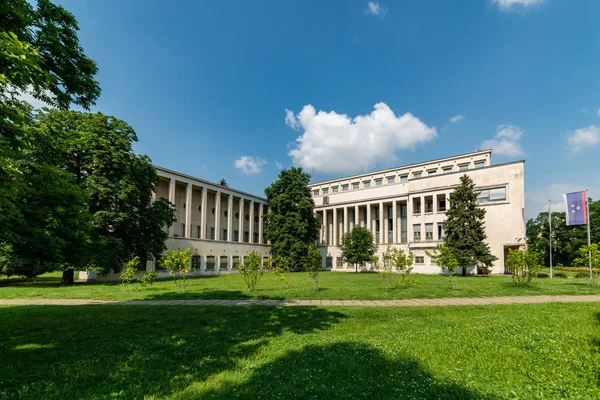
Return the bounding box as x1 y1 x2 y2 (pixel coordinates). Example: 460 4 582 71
53 0 600 216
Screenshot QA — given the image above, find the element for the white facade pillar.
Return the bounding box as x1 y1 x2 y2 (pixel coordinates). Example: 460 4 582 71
379 202 384 244
185 182 192 238
249 200 255 243
354 205 359 230
214 191 221 240
227 193 233 242
238 198 245 242
392 200 397 244
168 178 176 237
323 209 328 245
258 203 264 244
343 207 348 238
332 207 338 246
200 188 207 239
366 204 371 232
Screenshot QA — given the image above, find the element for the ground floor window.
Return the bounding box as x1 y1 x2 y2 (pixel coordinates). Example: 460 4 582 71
219 256 228 270
336 257 343 267
325 256 333 268
191 255 201 270
263 256 270 269
234 230 239 241
206 256 215 271
232 256 240 269
415 256 424 264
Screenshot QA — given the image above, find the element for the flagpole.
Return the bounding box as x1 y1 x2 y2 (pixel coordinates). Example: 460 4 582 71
586 189 592 280
549 200 553 279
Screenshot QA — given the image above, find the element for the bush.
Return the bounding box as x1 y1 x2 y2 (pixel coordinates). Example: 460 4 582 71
271 255 292 289
575 271 589 279
304 246 322 291
537 272 549 279
162 247 194 292
506 247 542 286
426 245 459 290
553 272 568 279
237 251 263 291
119 257 140 291
140 270 159 286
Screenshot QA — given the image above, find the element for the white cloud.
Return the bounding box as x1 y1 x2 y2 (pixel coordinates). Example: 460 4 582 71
480 124 525 157
364 2 387 18
234 156 267 175
597 109 600 117
285 109 299 130
16 89 53 109
449 114 465 123
567 125 600 152
492 0 545 12
275 161 283 170
526 182 600 216
286 102 437 174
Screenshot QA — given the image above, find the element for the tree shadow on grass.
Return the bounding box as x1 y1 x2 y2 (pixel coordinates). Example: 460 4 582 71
0 305 345 399
194 342 499 399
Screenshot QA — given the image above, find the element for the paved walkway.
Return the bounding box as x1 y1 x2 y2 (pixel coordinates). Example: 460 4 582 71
2 295 600 307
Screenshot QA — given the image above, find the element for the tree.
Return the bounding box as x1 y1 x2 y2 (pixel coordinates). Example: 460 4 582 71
506 247 542 286
3 110 176 282
237 250 263 291
162 248 193 292
218 178 228 187
426 244 459 289
444 175 497 276
304 245 322 291
271 255 292 289
573 243 600 284
1 0 100 255
339 226 377 273
264 168 321 270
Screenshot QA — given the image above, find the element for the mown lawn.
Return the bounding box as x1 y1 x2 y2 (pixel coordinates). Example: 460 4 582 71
1 303 599 399
1 271 599 301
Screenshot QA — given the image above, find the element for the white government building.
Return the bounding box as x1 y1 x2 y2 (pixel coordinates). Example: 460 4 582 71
310 149 525 274
81 149 524 281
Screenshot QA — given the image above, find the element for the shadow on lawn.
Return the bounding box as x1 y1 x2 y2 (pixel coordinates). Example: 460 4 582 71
191 342 499 399
0 305 345 399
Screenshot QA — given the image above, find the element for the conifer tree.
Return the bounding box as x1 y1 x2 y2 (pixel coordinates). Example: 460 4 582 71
444 175 497 275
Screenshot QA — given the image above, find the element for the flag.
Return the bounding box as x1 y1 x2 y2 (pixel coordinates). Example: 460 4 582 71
564 191 587 226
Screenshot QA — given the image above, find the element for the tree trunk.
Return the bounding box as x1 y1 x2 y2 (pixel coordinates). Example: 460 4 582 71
62 269 75 285
355 263 358 273
462 266 467 277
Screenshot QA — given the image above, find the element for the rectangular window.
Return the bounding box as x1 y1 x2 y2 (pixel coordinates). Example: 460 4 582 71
191 255 201 270
234 230 239 241
400 174 408 182
443 167 453 174
437 223 445 240
254 232 259 243
400 204 407 242
415 256 424 264
428 169 437 176
181 223 186 236
232 256 240 269
197 226 201 238
413 172 422 179
332 186 339 193
342 184 349 191
326 256 333 268
336 257 343 267
425 223 433 241
206 256 215 271
476 187 506 204
352 182 360 190
437 195 446 212
313 189 320 196
425 198 433 213
322 188 329 195
413 198 421 214
219 256 228 270
458 164 469 171
222 229 227 241
413 224 421 241
375 179 383 186
363 181 371 188
475 160 485 168
210 227 215 240
244 231 249 242
387 176 395 184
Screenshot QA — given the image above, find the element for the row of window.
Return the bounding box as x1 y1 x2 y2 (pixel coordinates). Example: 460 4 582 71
156 254 271 271
174 224 266 243
413 222 445 242
326 254 429 268
183 205 262 223
313 160 486 196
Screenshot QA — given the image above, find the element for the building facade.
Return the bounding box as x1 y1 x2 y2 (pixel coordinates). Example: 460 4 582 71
80 166 271 281
309 150 525 274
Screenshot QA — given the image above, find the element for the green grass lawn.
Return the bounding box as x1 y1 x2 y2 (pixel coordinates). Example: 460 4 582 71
1 271 599 301
1 303 599 399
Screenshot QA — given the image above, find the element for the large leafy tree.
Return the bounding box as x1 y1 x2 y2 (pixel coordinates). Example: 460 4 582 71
444 175 497 275
264 168 321 270
339 226 377 273
17 110 175 282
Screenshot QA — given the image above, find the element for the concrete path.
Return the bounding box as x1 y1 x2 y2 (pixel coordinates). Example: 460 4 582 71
1 295 600 307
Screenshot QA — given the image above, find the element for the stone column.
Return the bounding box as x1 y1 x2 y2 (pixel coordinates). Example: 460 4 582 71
343 207 348 238
214 191 221 240
200 188 207 239
238 198 244 242
323 209 328 245
366 204 371 232
392 200 397 244
168 178 176 237
332 207 337 246
258 203 264 244
185 182 192 238
354 205 359 230
249 200 254 243
379 202 384 244
227 193 233 242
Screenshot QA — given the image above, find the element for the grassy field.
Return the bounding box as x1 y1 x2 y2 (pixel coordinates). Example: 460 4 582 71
1 303 599 399
1 270 599 301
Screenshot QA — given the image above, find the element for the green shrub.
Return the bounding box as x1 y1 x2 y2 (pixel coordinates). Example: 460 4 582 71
304 246 322 291
120 257 140 291
575 271 589 279
237 251 263 291
140 270 159 286
271 255 292 289
162 248 194 292
506 247 542 286
537 272 549 279
426 245 459 290
553 272 568 279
